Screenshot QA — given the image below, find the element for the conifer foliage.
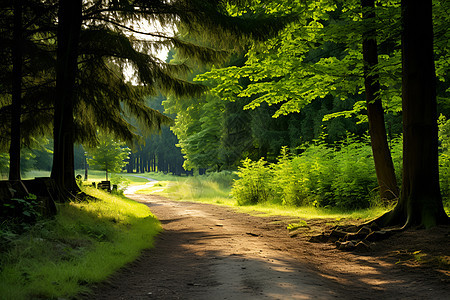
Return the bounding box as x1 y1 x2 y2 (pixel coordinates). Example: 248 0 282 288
0 0 290 198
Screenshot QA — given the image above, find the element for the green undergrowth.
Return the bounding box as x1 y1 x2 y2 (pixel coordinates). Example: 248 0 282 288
0 187 161 300
137 172 386 221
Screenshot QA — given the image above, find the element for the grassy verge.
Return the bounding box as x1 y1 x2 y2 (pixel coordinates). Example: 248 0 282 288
0 187 161 300
135 172 388 221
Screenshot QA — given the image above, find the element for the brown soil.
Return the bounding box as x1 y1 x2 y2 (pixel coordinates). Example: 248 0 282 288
88 194 450 300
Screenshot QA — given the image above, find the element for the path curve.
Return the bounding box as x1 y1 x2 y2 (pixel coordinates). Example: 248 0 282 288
87 194 450 300
123 175 159 195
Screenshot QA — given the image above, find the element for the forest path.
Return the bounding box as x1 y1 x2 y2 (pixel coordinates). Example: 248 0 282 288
123 175 159 195
88 194 450 300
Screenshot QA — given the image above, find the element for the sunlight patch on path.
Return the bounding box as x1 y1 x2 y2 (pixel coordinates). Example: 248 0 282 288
123 175 158 195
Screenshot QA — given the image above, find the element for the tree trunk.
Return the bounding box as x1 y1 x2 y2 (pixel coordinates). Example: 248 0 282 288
376 0 449 228
127 152 133 173
51 0 83 198
153 153 156 172
9 0 23 181
136 155 140 173
84 154 88 180
142 152 147 172
361 0 399 202
398 0 448 227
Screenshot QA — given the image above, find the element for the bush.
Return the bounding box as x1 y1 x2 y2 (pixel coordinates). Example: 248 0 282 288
232 121 450 211
270 147 309 206
439 115 450 209
295 140 337 207
1 194 41 235
232 133 405 209
231 158 272 205
329 135 378 208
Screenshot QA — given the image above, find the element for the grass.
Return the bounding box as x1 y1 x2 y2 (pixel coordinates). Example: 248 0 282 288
135 172 387 221
131 172 184 182
0 187 161 300
22 169 51 179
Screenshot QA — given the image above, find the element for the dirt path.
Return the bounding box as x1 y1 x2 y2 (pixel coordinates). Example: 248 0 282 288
88 194 450 300
122 176 158 195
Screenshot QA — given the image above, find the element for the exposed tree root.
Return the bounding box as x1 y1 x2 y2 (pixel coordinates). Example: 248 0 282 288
309 221 404 251
309 207 449 252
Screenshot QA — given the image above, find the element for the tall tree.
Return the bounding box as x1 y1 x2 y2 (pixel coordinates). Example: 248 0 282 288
9 0 23 180
361 0 399 202
48 0 292 196
376 0 449 228
51 0 83 195
0 0 56 180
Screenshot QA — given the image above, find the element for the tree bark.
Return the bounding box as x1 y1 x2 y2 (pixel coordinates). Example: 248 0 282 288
126 152 133 173
375 0 449 228
153 153 156 172
361 0 399 203
84 153 88 180
398 0 449 227
9 0 23 181
51 0 83 197
136 155 140 173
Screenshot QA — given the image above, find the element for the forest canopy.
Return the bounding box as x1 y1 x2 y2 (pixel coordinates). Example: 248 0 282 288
0 0 449 227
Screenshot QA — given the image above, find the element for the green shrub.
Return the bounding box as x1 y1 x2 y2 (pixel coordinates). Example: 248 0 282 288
271 147 309 206
232 132 405 209
1 194 42 238
297 140 337 207
329 135 378 209
231 158 272 205
439 115 450 209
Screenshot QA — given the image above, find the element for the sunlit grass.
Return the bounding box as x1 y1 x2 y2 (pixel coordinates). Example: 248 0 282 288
135 172 184 182
135 180 170 193
233 202 388 220
22 169 51 179
0 187 161 300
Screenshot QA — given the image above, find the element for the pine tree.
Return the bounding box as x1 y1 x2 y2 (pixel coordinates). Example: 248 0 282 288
9 0 24 180
0 0 56 180
50 0 292 195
